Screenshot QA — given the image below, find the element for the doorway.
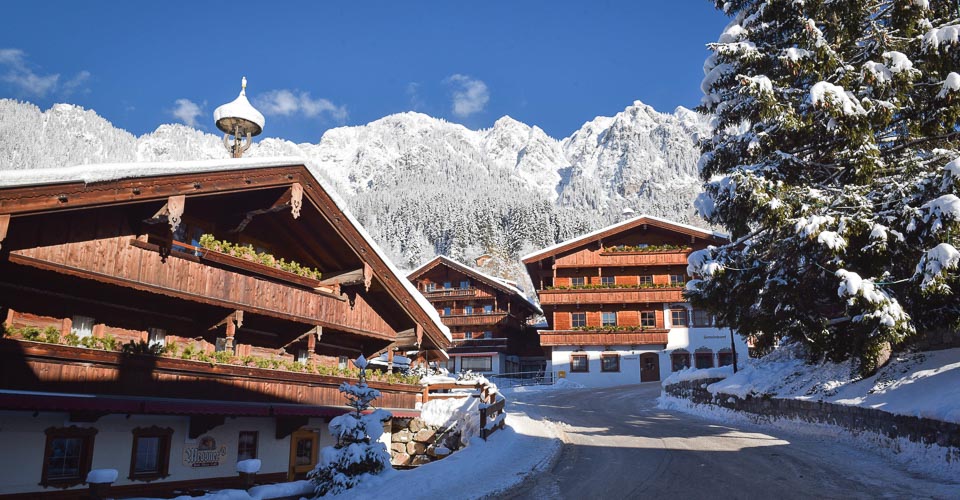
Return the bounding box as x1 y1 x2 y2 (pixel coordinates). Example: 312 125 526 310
288 429 319 480
640 353 660 382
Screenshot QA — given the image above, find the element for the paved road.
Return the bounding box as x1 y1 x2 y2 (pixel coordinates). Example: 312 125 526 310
501 383 960 500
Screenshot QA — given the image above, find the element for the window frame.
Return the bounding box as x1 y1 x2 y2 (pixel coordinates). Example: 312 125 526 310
483 304 493 314
147 327 166 348
669 274 686 286
600 276 615 286
464 331 473 339
571 312 587 328
640 311 656 328
464 305 474 315
129 426 173 482
459 280 470 290
71 315 95 339
717 350 735 367
692 309 713 327
670 309 689 327
570 276 586 286
601 311 618 327
695 351 715 369
671 351 691 372
443 281 452 289
638 275 653 285
40 426 97 488
601 353 620 372
460 356 492 372
425 283 436 292
570 354 589 372
237 431 259 462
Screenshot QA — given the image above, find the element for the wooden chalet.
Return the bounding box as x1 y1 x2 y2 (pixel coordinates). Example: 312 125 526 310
523 215 747 387
408 256 543 375
0 158 450 498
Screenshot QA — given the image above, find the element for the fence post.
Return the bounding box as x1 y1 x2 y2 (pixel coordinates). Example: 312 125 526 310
480 405 488 440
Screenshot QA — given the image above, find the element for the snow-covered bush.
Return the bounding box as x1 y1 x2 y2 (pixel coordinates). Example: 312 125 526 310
309 355 392 496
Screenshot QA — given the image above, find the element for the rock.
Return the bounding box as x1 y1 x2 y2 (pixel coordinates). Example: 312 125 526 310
406 441 427 455
391 452 411 466
411 454 432 466
391 442 407 453
394 429 411 443
414 428 436 442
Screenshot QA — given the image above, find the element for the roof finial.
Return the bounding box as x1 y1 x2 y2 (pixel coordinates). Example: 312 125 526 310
241 76 247 96
214 76 265 158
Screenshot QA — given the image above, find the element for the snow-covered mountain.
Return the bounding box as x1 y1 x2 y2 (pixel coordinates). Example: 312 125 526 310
0 98 710 279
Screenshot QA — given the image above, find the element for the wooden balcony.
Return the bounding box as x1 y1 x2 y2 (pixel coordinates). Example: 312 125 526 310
440 312 508 327
422 287 483 300
0 339 421 408
555 249 692 268
538 287 685 305
539 329 669 346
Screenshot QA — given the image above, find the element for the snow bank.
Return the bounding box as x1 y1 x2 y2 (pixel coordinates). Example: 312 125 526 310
502 378 586 394
702 344 960 424
236 459 261 474
661 364 735 387
248 480 315 500
85 468 117 484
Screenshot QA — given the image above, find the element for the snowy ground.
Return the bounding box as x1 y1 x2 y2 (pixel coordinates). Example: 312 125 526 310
659 344 960 481
663 344 960 424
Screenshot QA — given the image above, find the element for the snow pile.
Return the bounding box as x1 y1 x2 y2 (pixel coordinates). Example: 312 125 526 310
248 480 315 499
236 459 261 474
920 194 960 233
421 396 482 445
938 72 960 99
85 468 117 484
923 24 960 52
916 243 960 289
690 343 960 424
503 377 586 394
661 364 736 387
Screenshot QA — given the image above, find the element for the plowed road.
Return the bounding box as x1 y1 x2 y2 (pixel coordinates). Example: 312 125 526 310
501 383 960 499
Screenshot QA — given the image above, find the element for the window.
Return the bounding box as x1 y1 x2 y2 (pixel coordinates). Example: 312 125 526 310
483 331 492 339
601 353 620 372
669 274 686 286
464 305 474 315
460 280 470 290
640 311 656 328
297 350 309 363
638 275 653 285
695 350 715 369
338 356 349 370
464 331 473 339
443 281 452 289
671 350 691 371
483 304 493 314
571 312 586 328
129 426 172 481
461 356 492 371
570 277 586 286
692 309 713 327
602 311 617 327
671 309 688 327
147 327 166 348
215 337 228 352
718 350 735 367
238 431 258 461
600 276 615 286
41 426 97 487
440 358 456 372
71 315 95 339
570 354 589 372
425 283 436 292
443 307 451 316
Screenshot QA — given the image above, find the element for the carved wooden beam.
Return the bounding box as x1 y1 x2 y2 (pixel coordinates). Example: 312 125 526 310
209 310 244 331
143 195 185 234
317 267 365 287
0 214 9 251
228 183 303 233
280 325 322 351
363 262 373 292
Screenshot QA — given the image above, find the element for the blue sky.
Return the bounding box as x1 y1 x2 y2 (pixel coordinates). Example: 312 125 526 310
1 1 729 143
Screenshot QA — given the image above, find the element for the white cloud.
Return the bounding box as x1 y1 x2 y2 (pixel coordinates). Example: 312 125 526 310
444 74 489 117
172 98 203 128
254 89 347 122
406 82 424 110
0 48 89 97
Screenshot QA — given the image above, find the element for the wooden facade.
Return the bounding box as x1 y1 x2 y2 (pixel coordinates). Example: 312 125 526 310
0 161 449 497
408 256 542 373
523 216 727 347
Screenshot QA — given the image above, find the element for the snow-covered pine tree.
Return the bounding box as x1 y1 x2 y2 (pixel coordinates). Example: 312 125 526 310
309 355 392 496
689 0 960 374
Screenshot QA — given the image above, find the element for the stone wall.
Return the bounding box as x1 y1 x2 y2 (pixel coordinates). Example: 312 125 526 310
389 417 461 467
664 378 960 451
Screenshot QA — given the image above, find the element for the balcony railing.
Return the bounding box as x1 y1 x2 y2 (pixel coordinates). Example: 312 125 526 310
555 249 692 268
440 312 508 326
538 287 685 305
422 287 479 299
538 328 669 346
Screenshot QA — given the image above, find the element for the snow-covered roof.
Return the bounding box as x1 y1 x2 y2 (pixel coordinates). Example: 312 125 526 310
409 255 542 314
0 157 451 345
213 79 265 136
521 214 729 263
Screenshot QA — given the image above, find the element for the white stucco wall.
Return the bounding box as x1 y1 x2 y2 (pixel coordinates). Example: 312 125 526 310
0 411 336 495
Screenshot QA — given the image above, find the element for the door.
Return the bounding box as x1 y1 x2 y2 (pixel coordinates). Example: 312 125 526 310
640 353 660 382
288 429 319 480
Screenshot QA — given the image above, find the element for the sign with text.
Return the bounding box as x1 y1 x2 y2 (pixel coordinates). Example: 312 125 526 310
183 435 227 468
